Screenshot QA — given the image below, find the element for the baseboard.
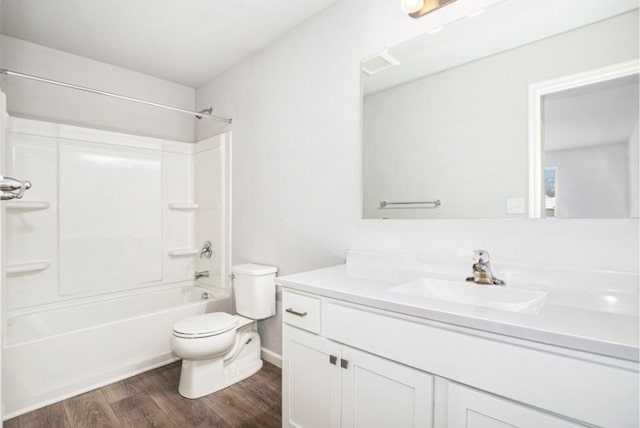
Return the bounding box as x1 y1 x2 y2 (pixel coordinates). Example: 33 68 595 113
261 347 282 368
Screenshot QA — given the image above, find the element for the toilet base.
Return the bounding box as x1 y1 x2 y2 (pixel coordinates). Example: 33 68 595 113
178 329 262 399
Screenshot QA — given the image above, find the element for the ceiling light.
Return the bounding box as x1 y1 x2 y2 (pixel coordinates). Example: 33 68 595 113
400 0 425 14
404 0 458 19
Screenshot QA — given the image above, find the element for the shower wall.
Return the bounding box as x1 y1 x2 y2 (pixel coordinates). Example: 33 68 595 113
4 117 226 314
193 135 232 289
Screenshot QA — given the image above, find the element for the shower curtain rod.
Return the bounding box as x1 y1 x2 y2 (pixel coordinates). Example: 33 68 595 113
0 68 232 123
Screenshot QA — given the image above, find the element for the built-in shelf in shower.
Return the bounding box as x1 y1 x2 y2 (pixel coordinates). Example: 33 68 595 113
6 261 51 275
5 201 51 211
168 203 198 210
167 248 199 257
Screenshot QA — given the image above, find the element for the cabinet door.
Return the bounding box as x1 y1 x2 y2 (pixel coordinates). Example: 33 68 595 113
341 346 434 428
447 383 585 428
283 325 342 428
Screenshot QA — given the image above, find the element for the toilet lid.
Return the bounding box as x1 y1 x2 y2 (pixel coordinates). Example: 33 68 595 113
173 313 238 338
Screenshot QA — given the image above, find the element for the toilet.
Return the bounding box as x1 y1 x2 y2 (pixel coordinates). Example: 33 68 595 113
170 263 277 399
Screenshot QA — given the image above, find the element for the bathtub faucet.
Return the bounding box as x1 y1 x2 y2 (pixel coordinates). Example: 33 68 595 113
194 270 210 280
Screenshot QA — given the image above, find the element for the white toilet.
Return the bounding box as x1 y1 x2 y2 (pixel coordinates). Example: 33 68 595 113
170 263 277 399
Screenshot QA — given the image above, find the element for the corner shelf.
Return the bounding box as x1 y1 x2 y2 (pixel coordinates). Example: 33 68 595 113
6 201 50 211
167 248 199 257
168 203 198 210
7 261 51 275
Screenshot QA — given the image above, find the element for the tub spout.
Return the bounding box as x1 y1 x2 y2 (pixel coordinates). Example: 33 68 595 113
194 271 209 280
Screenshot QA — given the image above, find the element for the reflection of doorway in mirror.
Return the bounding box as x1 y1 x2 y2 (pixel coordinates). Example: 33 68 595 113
529 59 639 219
544 167 558 217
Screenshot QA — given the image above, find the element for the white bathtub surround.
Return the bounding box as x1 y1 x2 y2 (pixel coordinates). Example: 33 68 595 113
3 284 231 418
170 263 277 399
278 251 639 427
2 116 233 417
193 134 232 290
4 117 231 310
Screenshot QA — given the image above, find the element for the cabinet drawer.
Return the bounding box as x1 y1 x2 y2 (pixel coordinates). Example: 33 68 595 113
283 290 322 333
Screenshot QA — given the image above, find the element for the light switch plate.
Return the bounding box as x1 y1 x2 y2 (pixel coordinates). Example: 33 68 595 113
507 198 525 214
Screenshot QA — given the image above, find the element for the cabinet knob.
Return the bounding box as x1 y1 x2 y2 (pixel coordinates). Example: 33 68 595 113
285 308 308 317
329 355 337 365
340 359 349 369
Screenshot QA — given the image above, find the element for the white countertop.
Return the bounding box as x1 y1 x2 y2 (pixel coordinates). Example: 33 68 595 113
276 264 639 362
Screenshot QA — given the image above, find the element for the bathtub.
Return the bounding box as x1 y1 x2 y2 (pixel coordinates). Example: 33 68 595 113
2 283 232 418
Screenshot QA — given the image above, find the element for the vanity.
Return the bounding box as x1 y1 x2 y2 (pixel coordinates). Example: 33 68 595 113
277 252 639 428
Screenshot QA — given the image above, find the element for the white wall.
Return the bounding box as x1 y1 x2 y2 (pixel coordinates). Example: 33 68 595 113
546 143 629 218
363 13 637 219
195 0 640 355
0 35 195 142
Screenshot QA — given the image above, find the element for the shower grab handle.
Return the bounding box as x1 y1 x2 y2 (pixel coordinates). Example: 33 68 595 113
0 176 32 201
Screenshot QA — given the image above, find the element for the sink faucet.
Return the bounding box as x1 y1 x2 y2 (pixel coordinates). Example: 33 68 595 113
466 250 505 286
195 270 209 280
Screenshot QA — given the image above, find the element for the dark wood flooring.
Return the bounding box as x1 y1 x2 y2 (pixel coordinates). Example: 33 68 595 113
5 361 282 428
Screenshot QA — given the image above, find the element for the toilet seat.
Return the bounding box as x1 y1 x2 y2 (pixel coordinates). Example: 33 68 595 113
173 312 238 339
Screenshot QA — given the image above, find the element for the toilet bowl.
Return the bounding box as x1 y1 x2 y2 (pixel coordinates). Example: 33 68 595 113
170 263 277 399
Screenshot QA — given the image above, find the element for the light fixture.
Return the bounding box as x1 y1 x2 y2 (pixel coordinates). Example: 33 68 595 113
402 0 458 19
400 0 424 14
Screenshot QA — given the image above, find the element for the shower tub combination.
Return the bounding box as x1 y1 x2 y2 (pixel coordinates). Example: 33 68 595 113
1 118 233 418
3 284 231 417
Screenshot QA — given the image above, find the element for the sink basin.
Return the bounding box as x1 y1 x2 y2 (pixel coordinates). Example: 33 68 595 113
389 278 547 314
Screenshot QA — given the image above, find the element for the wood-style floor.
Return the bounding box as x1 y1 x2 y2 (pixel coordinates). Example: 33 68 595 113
5 361 282 428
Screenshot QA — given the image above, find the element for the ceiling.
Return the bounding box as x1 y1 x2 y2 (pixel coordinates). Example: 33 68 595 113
544 74 639 152
0 0 338 88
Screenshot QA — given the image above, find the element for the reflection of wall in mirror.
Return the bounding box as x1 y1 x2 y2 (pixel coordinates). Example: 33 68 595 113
546 144 630 218
362 10 639 219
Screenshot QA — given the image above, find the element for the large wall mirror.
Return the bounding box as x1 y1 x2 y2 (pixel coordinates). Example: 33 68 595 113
362 0 639 219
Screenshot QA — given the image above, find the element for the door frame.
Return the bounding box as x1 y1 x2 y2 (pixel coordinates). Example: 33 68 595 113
527 59 640 218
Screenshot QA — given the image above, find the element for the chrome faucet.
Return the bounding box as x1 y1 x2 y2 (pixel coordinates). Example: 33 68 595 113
466 250 505 286
200 241 213 259
194 270 209 280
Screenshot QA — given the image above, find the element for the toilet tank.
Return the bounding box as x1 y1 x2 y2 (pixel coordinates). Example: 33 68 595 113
232 263 277 319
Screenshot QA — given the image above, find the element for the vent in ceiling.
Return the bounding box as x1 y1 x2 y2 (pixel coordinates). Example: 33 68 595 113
362 51 400 76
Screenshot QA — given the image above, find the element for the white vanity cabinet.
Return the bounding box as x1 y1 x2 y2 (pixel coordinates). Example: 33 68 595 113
283 325 341 428
282 289 434 428
281 288 639 428
283 325 434 428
